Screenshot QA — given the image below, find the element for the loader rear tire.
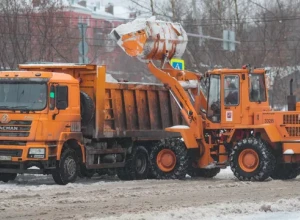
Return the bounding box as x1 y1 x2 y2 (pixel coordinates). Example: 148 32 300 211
150 138 188 180
271 164 300 180
80 91 94 126
230 137 275 181
117 146 149 180
188 168 220 178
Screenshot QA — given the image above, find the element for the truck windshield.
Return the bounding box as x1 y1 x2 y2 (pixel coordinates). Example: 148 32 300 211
0 83 47 111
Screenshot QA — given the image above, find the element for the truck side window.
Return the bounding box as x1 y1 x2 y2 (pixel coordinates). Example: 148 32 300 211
224 75 239 105
56 86 68 110
249 74 266 102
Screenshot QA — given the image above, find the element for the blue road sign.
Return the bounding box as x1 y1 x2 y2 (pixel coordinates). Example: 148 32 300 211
171 59 185 70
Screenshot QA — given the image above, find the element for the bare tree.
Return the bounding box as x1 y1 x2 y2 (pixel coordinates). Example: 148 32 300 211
0 0 78 70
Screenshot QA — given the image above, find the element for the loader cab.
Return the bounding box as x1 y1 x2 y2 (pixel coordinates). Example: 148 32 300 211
206 68 268 126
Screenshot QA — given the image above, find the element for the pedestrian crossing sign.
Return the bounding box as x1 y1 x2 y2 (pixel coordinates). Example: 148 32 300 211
170 58 185 70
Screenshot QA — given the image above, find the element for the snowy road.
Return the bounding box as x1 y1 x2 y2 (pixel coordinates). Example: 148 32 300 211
1 168 300 220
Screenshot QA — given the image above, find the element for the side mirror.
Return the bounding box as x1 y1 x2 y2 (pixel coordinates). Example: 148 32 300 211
56 86 68 110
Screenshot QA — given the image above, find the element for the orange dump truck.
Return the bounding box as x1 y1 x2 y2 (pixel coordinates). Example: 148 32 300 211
0 63 183 184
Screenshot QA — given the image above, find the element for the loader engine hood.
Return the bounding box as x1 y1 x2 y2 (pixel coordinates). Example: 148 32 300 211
111 16 188 62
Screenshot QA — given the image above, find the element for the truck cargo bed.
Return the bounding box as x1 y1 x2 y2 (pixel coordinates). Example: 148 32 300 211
19 64 184 140
98 82 183 139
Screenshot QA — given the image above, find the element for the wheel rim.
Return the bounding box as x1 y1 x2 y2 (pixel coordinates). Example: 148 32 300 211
156 149 176 172
238 149 259 172
136 152 147 174
65 156 77 177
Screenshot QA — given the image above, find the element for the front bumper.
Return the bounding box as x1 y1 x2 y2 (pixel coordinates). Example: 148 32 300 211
0 145 51 162
0 144 56 173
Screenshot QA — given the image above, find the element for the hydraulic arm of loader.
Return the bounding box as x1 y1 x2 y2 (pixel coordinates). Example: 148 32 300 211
111 17 205 143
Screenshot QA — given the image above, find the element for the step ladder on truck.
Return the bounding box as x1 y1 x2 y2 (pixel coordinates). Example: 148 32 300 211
111 17 300 181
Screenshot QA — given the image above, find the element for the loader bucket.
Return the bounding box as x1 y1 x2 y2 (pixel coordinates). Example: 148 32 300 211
111 16 188 62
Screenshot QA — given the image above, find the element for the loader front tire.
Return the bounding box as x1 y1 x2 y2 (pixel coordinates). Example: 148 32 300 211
150 138 188 179
271 164 300 180
230 138 275 181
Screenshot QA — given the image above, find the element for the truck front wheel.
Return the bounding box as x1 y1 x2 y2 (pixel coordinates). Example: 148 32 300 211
52 148 79 185
0 173 17 182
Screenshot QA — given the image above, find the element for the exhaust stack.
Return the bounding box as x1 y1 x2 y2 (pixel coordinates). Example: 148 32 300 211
287 78 296 111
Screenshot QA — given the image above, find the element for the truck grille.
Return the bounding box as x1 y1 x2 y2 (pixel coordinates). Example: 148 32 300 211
0 120 32 137
0 149 22 157
283 114 300 124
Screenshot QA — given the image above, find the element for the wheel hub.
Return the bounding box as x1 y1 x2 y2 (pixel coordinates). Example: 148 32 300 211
156 149 176 172
135 153 147 174
65 156 76 176
238 149 259 172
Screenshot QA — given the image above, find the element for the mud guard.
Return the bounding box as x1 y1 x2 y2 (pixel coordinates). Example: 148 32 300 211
57 132 84 162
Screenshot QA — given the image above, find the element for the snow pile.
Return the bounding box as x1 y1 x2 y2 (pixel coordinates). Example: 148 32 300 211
106 74 118 82
90 197 300 220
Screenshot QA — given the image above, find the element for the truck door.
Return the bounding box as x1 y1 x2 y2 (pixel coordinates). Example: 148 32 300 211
221 75 241 125
47 84 70 140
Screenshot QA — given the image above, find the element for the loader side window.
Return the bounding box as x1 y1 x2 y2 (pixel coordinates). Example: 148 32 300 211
249 74 266 102
224 75 239 106
207 74 220 123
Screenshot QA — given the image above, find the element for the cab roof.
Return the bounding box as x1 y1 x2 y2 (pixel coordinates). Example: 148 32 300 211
0 71 78 84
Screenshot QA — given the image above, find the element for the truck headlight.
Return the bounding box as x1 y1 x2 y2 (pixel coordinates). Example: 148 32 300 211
28 148 45 159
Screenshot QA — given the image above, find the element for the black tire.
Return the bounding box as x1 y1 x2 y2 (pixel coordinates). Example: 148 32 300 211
0 173 17 182
52 148 79 185
80 91 94 126
78 164 95 178
150 138 188 180
97 169 116 177
117 146 149 180
230 137 275 181
271 164 300 180
188 167 220 178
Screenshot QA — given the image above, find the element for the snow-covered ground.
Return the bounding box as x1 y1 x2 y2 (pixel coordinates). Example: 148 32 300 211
0 168 300 220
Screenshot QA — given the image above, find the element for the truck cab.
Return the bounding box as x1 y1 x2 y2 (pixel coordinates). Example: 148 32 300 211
0 70 82 183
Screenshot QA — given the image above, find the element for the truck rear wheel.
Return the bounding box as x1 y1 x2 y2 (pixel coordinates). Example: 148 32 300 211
52 148 79 185
230 137 275 181
150 138 188 179
117 146 149 180
271 164 300 180
78 165 95 178
0 173 17 182
80 91 94 126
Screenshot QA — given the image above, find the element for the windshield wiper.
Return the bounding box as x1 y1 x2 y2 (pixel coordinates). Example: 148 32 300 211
10 106 29 109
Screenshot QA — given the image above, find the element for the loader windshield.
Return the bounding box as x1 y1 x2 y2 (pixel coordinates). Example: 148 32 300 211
0 83 47 111
207 75 221 122
249 74 266 102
